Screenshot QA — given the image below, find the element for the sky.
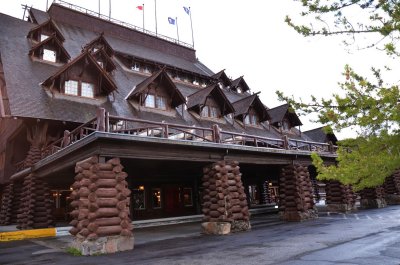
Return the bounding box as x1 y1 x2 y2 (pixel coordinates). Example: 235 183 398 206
1 0 398 139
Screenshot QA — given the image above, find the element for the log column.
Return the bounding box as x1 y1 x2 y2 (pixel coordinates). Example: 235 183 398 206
279 164 317 221
359 187 387 209
0 183 13 225
325 181 357 213
201 160 250 235
384 169 400 205
69 156 133 255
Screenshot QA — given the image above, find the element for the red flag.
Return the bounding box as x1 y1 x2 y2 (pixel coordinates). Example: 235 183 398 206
136 5 143 11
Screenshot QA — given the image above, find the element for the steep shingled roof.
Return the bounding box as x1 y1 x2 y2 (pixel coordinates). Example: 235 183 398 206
230 76 250 92
27 18 65 42
187 83 235 115
212 70 231 87
304 127 338 144
231 93 270 122
125 68 186 108
267 104 302 127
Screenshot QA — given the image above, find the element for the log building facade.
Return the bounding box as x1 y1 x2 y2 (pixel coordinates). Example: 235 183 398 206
0 1 375 254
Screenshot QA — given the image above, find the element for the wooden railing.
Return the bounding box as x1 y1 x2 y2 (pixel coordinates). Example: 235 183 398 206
41 108 337 159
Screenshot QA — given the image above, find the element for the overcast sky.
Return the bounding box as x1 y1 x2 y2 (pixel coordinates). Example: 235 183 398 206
2 0 398 139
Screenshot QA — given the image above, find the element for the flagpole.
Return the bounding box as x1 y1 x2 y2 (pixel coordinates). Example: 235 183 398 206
98 0 100 16
176 17 179 42
189 7 194 47
142 4 145 32
108 0 111 20
154 0 158 35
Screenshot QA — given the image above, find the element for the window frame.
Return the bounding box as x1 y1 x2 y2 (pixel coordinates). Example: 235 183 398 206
63 79 96 98
42 48 57 63
143 93 168 110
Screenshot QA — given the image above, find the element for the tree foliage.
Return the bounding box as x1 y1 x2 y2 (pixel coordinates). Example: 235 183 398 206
280 0 400 190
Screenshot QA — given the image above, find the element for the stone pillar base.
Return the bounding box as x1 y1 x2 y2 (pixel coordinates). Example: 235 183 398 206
385 194 400 205
360 198 387 209
71 235 134 256
201 222 231 235
327 203 357 213
231 220 251 232
280 209 318 222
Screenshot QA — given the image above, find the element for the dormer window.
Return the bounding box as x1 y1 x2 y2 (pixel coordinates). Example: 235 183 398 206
282 120 291 131
144 94 167 110
64 80 95 98
131 63 140 71
97 61 104 68
42 48 56 62
244 114 259 125
237 87 243 94
40 34 49 42
201 105 220 118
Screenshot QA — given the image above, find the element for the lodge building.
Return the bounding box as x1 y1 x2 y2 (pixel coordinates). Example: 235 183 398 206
2 0 390 254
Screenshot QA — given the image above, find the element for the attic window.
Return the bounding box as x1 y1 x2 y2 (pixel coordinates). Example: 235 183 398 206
244 114 259 126
282 120 291 131
43 49 56 62
237 87 243 94
64 80 95 98
131 63 140 71
144 94 167 110
201 105 219 118
40 34 49 42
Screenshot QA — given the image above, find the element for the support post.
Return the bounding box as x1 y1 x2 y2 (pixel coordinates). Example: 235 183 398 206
325 180 357 213
384 169 400 205
359 186 387 209
279 164 318 221
201 160 250 235
69 156 133 255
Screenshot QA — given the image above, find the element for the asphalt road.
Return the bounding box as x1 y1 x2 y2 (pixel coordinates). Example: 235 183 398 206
1 206 400 265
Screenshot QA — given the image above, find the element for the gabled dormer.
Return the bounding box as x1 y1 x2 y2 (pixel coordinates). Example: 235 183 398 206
230 76 250 94
92 48 116 73
83 33 114 57
187 83 235 119
42 50 117 98
267 104 302 131
27 19 65 43
212 70 231 89
232 93 270 126
28 34 70 64
125 68 185 111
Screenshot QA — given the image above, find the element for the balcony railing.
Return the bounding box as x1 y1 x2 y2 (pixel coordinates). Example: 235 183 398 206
41 109 337 159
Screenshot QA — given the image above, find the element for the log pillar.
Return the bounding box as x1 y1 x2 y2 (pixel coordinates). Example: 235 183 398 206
384 169 400 205
325 181 357 213
278 164 317 221
201 160 250 235
359 187 387 209
0 182 14 225
69 156 133 255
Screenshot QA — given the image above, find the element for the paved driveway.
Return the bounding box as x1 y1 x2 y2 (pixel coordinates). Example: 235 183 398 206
1 207 400 264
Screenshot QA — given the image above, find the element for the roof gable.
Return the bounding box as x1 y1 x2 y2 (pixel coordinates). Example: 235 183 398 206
92 48 116 72
42 50 117 95
230 76 250 92
83 33 114 57
267 104 302 127
27 18 65 42
28 34 70 63
187 83 235 115
232 93 270 122
304 127 338 144
212 69 231 87
125 68 186 107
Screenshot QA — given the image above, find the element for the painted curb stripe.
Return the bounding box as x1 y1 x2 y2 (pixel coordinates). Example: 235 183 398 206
0 228 56 242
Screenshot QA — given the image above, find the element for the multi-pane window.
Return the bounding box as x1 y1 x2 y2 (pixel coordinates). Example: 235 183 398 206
133 186 146 210
81 82 94 98
282 120 291 131
131 63 140 71
64 80 95 98
43 48 56 62
201 105 219 118
244 114 259 125
64 80 78 96
144 94 156 108
144 94 167 110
